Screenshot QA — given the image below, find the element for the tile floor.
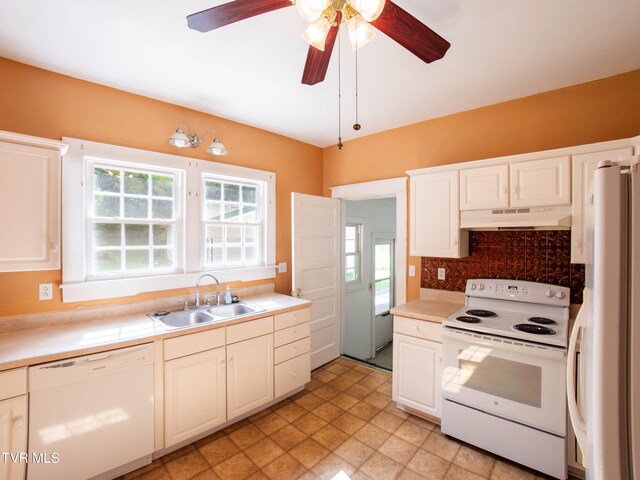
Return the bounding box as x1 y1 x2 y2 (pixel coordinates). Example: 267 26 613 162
121 357 562 480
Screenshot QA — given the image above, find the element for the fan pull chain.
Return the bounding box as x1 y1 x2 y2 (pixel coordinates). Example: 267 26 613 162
353 16 361 131
337 27 343 150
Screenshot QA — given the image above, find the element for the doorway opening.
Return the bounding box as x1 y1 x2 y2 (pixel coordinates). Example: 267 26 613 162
343 198 396 370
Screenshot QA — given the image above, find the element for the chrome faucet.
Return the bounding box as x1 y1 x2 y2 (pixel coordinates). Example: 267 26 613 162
195 274 220 307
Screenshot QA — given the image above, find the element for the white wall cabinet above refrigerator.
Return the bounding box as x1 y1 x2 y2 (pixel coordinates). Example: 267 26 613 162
0 131 67 272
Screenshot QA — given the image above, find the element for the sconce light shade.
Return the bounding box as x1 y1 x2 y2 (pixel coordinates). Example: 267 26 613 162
352 0 385 22
301 16 332 51
296 0 330 22
168 128 190 148
206 138 228 156
345 11 376 50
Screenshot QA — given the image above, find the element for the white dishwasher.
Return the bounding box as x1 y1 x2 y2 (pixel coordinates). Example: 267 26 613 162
28 343 155 480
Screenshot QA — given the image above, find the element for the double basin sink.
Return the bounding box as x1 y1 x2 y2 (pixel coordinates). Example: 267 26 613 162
148 302 266 330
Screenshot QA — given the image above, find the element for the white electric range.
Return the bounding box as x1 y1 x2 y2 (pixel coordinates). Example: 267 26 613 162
441 279 570 479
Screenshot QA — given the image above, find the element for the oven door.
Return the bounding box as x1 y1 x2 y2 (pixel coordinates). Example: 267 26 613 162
441 327 567 436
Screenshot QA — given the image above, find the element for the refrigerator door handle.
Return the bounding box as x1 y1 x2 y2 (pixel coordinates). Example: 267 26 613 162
567 298 587 452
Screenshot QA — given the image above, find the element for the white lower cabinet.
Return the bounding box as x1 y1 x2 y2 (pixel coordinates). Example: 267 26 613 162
164 347 226 447
227 334 274 420
0 395 27 480
392 317 442 419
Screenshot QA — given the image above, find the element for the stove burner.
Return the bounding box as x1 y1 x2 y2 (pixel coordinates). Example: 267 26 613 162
513 324 556 335
456 316 482 324
528 317 557 325
466 309 497 318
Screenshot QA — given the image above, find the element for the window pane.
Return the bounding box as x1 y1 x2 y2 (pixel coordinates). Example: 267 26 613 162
345 239 356 254
245 226 259 243
239 205 257 223
152 199 173 220
205 202 222 221
95 250 121 273
207 246 223 265
226 246 242 263
152 175 173 198
225 184 240 202
242 186 256 204
345 226 356 240
205 225 224 244
125 249 149 270
245 245 258 263
223 204 241 222
375 278 391 315
153 249 174 269
345 269 356 282
94 195 120 217
124 172 148 195
346 255 357 269
125 224 149 246
227 226 242 243
153 225 172 246
205 182 221 200
124 197 148 218
94 168 120 193
375 244 391 280
94 223 121 247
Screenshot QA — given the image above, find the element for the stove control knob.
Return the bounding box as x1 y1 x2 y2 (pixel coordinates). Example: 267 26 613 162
545 289 554 298
478 284 485 291
555 291 566 299
470 283 477 290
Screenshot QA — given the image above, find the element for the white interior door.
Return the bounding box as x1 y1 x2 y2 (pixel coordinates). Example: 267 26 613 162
292 193 341 370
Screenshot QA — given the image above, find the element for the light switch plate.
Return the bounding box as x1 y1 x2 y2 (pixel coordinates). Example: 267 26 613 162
438 268 446 280
39 283 53 300
278 262 287 273
408 265 416 277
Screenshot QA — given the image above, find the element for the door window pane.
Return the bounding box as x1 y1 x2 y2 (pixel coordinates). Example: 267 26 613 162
345 223 362 283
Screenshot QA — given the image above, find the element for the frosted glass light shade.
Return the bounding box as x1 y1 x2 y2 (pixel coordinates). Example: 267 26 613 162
345 13 376 50
352 0 385 22
168 129 190 148
206 138 228 155
296 0 330 22
301 17 332 51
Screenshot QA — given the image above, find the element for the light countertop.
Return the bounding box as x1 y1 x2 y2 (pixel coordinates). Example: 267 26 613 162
0 293 310 371
390 288 464 323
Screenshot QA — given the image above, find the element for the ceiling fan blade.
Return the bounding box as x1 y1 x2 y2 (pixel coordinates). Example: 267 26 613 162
187 0 293 33
301 11 342 86
370 1 450 63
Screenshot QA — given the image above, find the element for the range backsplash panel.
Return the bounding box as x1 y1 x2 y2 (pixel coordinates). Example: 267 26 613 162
421 231 585 304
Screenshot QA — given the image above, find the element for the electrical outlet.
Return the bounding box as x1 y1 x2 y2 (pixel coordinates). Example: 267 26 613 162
278 262 287 273
437 268 446 280
408 265 416 277
39 283 53 301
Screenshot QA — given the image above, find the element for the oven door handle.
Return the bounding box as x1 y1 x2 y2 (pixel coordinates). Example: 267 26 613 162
567 298 587 452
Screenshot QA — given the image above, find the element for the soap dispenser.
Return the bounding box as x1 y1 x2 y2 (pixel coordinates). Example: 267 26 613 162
223 286 232 304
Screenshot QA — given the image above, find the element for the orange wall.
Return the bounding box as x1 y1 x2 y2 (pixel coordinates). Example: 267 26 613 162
0 57 323 317
322 69 640 301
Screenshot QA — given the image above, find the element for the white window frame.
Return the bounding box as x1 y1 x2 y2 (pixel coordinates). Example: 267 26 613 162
62 138 276 303
344 222 362 284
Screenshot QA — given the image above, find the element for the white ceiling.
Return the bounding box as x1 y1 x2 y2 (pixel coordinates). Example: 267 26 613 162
1 0 639 147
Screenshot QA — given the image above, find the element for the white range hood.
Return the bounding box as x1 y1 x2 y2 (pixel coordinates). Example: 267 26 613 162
460 205 571 231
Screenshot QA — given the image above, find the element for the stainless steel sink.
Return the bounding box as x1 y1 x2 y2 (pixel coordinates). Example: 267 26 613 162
148 302 266 330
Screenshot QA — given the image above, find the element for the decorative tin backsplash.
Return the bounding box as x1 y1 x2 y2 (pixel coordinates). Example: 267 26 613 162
421 231 585 304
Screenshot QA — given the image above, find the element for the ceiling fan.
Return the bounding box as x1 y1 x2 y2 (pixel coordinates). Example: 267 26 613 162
186 0 451 86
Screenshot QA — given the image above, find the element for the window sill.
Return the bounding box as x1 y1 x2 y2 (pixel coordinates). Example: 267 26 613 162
61 266 276 303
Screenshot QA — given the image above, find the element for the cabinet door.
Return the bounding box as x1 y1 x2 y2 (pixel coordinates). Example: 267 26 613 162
227 334 274 420
392 333 441 418
164 346 226 447
460 164 509 210
0 395 27 480
509 156 571 207
0 141 61 272
410 171 468 258
571 147 633 263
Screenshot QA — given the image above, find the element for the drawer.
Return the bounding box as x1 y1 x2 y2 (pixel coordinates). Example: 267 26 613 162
227 316 273 344
275 337 310 365
274 308 310 331
164 328 226 361
275 352 310 398
0 367 26 400
394 316 442 343
274 322 311 348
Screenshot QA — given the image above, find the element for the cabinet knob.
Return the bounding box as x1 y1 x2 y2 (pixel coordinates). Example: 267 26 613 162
414 325 420 331
13 415 24 427
293 372 297 377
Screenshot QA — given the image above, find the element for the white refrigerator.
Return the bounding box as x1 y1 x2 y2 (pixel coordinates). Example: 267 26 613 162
568 154 640 479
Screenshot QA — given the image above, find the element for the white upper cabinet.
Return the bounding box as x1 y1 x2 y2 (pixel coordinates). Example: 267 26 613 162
509 156 571 208
0 131 67 272
410 170 469 258
571 147 633 263
460 164 509 211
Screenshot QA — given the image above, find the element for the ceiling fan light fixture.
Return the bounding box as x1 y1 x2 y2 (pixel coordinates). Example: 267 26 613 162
296 0 330 22
168 128 191 148
301 6 335 50
344 7 376 50
351 0 385 22
206 138 228 156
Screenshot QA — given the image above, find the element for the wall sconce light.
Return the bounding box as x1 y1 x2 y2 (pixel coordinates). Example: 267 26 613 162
168 123 228 155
